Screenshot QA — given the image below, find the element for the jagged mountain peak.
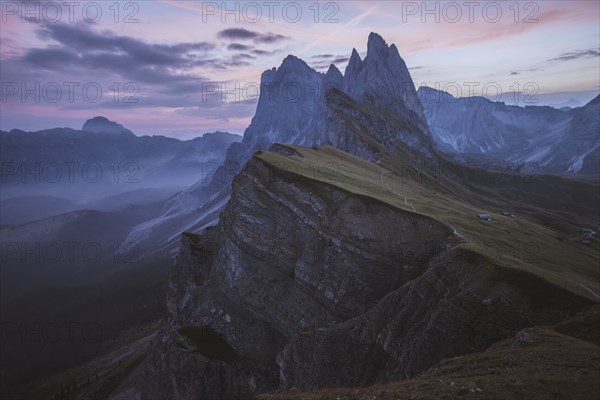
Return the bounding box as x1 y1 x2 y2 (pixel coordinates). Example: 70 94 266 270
325 64 344 86
245 32 432 156
341 34 428 134
345 48 363 78
366 32 388 57
280 54 314 73
364 33 404 67
350 47 361 59
359 33 411 78
260 54 320 87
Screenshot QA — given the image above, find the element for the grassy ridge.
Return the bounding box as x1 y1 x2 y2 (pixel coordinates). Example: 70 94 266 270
257 145 599 301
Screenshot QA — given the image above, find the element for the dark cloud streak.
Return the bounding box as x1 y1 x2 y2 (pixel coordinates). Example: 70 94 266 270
548 49 599 63
217 28 289 44
228 43 251 51
18 22 222 94
32 23 214 68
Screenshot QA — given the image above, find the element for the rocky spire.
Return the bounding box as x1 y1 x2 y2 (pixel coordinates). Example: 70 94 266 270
365 32 388 59
342 32 428 133
279 54 314 74
344 48 363 80
324 64 343 88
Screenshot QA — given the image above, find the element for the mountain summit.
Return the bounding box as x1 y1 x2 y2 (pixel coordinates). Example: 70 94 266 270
342 33 427 132
82 116 134 136
242 31 433 159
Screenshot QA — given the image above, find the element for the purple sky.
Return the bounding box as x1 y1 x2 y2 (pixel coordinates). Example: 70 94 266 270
1 0 599 138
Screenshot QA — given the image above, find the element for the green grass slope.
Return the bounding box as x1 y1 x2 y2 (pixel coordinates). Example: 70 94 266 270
256 145 599 301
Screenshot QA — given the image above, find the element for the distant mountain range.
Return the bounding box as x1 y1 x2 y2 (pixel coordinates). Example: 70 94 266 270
1 117 240 226
419 87 600 175
1 116 240 198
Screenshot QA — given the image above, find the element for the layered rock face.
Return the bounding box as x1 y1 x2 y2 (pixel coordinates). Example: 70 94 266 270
133 151 590 399
322 88 437 163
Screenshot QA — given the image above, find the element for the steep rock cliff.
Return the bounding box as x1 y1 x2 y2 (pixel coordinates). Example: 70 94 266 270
132 148 591 399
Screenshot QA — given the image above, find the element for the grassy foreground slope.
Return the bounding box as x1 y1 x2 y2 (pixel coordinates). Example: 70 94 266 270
257 145 599 301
